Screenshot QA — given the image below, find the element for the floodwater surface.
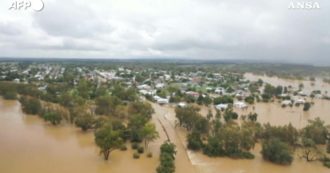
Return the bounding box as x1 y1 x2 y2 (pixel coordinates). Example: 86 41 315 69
0 98 158 173
244 73 330 94
154 103 330 173
1 98 329 173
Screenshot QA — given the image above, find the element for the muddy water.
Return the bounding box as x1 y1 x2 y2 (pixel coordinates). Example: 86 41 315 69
1 97 329 173
188 144 329 173
244 73 330 94
234 99 330 128
0 98 158 173
157 102 330 173
151 102 197 173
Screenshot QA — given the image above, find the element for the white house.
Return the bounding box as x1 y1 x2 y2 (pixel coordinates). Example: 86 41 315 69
215 104 228 110
234 101 248 109
155 83 165 89
281 100 292 106
137 84 151 90
294 98 306 104
215 87 226 95
178 102 186 108
157 98 169 104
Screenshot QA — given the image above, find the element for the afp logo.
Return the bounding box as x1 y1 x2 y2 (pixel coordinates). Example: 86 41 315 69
9 0 44 12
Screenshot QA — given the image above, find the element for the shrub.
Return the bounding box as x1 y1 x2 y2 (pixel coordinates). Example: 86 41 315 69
133 152 140 159
303 102 311 111
120 145 127 151
42 111 62 125
3 91 17 100
131 142 139 150
244 96 254 104
137 146 144 154
323 161 330 168
147 152 153 158
240 151 255 159
321 157 330 168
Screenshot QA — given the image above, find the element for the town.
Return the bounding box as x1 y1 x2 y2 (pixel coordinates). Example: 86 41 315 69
0 60 330 173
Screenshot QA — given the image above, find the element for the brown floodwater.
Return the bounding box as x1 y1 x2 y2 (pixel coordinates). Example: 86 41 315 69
0 98 159 173
156 102 330 173
244 73 330 94
1 97 329 173
234 99 330 128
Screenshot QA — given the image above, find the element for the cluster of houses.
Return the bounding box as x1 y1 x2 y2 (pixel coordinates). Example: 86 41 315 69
1 63 328 112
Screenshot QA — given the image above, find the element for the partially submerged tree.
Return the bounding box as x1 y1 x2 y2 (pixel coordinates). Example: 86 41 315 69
261 138 293 165
302 118 328 145
42 111 62 125
303 102 311 111
157 141 176 173
75 113 95 131
19 96 42 115
94 124 123 160
299 138 321 162
141 123 159 150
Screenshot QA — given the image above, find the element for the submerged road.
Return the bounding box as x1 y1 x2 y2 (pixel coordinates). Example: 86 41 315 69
150 102 197 173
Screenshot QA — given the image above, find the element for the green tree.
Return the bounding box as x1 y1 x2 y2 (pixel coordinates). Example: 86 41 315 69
128 114 150 142
224 109 238 122
75 113 95 131
141 123 159 150
94 124 123 160
302 118 328 145
203 136 225 156
157 141 176 173
175 105 200 130
261 123 298 146
95 95 121 115
128 101 154 118
261 138 293 165
244 96 255 104
213 95 233 105
300 138 321 162
43 111 62 125
247 113 258 122
77 79 92 99
187 131 203 151
19 96 42 115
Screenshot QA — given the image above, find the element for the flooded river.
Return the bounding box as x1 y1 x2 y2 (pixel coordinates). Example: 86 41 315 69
0 98 158 173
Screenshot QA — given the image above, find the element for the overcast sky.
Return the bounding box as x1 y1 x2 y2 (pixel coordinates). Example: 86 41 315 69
0 0 329 65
